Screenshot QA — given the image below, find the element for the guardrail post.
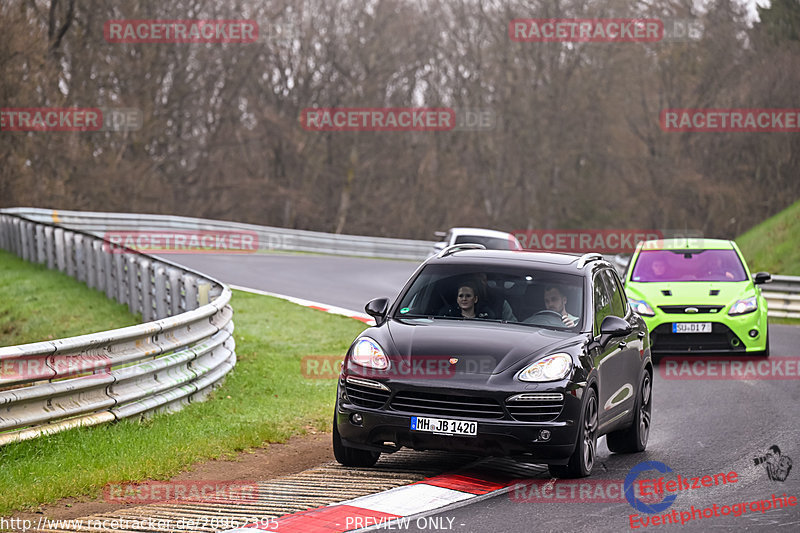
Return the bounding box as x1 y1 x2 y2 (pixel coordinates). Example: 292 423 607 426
44 226 55 269
113 253 127 305
34 223 45 263
104 245 115 301
93 240 106 292
64 231 76 278
19 221 31 261
139 258 154 322
127 255 140 317
74 234 86 283
20 223 33 261
198 282 211 306
85 239 97 289
183 274 198 311
167 267 182 316
0 216 7 250
154 264 168 319
54 227 66 273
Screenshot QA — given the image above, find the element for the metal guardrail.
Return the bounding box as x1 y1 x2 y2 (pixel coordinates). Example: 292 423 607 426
0 207 435 261
0 214 236 446
763 275 800 319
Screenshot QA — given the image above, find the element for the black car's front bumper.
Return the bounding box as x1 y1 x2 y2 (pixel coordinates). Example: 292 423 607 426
335 380 585 463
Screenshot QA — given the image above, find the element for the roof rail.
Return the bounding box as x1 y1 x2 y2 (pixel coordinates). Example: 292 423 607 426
576 252 604 269
438 243 486 258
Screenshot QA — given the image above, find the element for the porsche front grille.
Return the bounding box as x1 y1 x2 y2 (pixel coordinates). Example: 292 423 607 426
389 391 504 419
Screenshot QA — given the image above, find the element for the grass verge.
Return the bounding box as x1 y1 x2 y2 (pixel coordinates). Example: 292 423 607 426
0 250 141 346
737 199 800 276
0 263 366 514
737 199 800 325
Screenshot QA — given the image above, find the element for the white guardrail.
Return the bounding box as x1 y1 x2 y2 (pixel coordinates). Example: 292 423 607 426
762 275 800 319
0 207 436 261
0 212 236 446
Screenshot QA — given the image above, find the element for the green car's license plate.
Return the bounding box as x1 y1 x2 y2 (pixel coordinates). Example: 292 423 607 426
672 322 711 333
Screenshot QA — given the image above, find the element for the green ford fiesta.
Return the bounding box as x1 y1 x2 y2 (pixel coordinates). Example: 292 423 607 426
623 238 770 356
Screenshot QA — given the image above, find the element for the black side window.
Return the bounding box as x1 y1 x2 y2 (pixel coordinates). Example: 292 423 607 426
593 273 612 334
602 269 627 318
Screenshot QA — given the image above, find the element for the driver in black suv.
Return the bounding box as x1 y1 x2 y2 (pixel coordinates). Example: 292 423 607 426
543 284 579 327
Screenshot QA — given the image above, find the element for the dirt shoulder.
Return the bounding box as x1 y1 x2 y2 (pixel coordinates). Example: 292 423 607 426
10 431 333 523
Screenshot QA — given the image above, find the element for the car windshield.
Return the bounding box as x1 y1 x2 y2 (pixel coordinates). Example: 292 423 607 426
395 264 583 330
454 235 515 250
630 249 747 282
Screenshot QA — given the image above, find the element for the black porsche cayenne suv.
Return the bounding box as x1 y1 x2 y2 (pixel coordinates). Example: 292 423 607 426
333 245 653 478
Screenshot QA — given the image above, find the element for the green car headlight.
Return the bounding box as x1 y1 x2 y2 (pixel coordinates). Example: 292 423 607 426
729 296 757 316
629 298 655 317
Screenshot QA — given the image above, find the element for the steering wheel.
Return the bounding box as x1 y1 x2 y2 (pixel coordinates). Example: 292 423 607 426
535 309 564 318
529 309 565 326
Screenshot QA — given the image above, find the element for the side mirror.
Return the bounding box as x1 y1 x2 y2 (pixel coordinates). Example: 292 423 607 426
434 231 447 238
589 315 633 351
365 297 390 325
753 272 771 285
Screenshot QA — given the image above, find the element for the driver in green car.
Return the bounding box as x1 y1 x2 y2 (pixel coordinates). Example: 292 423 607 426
544 285 579 327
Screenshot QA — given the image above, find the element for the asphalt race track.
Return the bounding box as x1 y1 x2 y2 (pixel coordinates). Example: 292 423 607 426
163 252 420 313
167 252 800 533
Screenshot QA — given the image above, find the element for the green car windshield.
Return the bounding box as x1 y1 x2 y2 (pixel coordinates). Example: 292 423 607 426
630 249 747 283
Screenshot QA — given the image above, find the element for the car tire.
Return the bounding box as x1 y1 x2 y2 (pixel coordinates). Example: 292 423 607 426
332 417 380 467
606 371 652 454
549 387 598 478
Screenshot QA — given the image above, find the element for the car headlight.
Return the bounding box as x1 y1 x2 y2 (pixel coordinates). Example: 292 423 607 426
729 296 757 316
350 337 389 370
629 298 655 317
519 354 572 382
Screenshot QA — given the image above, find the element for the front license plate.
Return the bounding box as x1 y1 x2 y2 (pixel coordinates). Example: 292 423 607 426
410 416 477 436
672 322 712 333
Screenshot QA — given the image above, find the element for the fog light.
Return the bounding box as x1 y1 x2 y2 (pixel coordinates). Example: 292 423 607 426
350 413 363 425
539 429 551 441
749 329 759 338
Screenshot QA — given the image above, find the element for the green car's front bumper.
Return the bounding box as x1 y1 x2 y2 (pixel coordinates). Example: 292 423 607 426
640 308 768 354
